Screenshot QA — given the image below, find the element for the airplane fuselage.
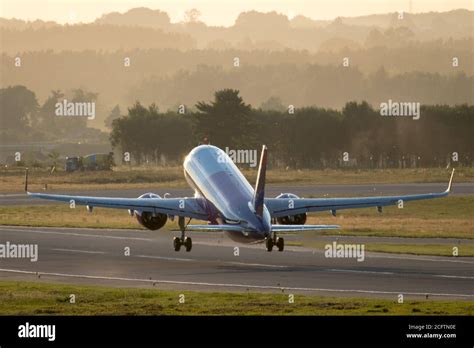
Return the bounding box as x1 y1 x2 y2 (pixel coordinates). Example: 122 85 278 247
184 145 271 243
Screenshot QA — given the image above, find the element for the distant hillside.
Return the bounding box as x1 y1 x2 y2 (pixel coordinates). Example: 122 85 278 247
94 7 172 29
0 17 57 30
1 9 472 53
1 7 472 127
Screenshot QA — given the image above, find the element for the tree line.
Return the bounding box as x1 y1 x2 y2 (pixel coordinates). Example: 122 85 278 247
110 89 473 168
2 54 471 130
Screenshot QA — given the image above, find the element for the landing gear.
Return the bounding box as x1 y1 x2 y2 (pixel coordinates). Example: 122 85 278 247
276 237 284 252
173 236 192 252
184 237 192 252
173 216 192 252
265 234 284 252
265 237 274 252
173 237 181 251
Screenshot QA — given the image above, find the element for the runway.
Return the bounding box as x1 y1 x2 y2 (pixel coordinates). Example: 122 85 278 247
1 182 473 206
0 225 472 299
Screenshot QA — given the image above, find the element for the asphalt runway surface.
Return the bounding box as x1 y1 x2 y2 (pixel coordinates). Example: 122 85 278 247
0 225 472 299
1 182 473 206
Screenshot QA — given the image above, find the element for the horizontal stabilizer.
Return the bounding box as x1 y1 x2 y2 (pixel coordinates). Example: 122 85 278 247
187 224 245 232
271 224 340 232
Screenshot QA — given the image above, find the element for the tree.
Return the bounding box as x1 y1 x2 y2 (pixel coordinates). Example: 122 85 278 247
0 85 38 131
52 89 96 138
365 28 385 47
194 89 254 148
110 102 146 164
184 9 201 23
260 96 286 112
104 105 121 129
110 101 192 164
36 90 64 133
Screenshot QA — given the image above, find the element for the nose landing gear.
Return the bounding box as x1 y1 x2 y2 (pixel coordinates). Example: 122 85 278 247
174 216 192 252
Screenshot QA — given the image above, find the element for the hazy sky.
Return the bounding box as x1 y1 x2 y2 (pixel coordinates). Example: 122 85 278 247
1 0 472 25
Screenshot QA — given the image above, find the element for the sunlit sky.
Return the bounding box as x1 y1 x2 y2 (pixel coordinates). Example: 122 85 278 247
1 0 472 26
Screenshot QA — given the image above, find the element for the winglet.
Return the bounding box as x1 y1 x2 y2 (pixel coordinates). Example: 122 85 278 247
253 145 267 217
446 168 455 193
24 168 29 193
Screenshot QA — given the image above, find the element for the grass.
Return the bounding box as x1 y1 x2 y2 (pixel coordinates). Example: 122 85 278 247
0 166 185 193
363 243 473 256
0 281 472 315
0 205 142 229
1 166 472 193
286 241 474 257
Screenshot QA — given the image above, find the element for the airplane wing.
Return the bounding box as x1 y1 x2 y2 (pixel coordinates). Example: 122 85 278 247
265 169 454 218
28 191 209 220
24 169 209 220
27 188 210 221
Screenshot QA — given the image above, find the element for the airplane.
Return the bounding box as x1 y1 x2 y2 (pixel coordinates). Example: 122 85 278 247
25 145 455 252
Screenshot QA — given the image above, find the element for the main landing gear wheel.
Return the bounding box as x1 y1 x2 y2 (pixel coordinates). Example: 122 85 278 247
184 237 192 252
265 237 274 252
276 237 284 252
173 237 181 251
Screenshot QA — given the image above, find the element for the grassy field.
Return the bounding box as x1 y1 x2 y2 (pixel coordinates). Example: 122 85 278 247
0 281 472 315
1 166 472 192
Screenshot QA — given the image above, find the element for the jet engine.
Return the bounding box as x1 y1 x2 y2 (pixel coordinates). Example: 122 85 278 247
133 193 168 230
275 193 307 225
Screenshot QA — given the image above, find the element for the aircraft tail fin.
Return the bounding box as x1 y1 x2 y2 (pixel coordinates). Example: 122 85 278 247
253 145 267 217
24 168 29 193
446 168 455 193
